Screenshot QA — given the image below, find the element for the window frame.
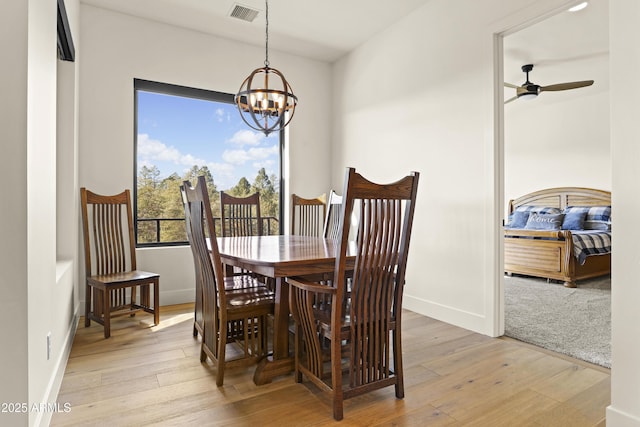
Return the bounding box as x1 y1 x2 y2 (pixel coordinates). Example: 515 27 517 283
133 78 284 248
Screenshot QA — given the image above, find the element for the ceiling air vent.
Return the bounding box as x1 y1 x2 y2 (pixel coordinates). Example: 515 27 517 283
229 4 260 23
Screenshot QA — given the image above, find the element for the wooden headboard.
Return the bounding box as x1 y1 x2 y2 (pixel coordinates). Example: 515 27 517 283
508 187 611 214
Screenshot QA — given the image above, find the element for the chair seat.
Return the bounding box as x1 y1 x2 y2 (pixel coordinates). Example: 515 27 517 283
88 270 159 285
316 310 349 340
224 283 274 308
223 275 269 291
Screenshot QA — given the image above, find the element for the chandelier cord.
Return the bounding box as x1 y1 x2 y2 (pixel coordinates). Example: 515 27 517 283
264 0 269 68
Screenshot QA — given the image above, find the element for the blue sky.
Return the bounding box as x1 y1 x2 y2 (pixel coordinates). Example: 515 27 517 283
136 90 279 190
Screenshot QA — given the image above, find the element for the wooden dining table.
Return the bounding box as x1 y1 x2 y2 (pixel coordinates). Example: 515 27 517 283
216 234 354 385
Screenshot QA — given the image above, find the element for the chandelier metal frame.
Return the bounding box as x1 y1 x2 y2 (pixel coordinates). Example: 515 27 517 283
234 0 297 136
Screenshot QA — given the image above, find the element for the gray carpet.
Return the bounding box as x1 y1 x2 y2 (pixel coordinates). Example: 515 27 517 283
504 274 611 368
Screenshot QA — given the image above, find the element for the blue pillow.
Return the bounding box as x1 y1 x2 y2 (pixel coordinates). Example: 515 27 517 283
564 206 611 230
584 220 611 231
514 205 562 215
510 206 561 227
586 206 611 222
524 213 564 230
562 210 587 230
507 211 529 228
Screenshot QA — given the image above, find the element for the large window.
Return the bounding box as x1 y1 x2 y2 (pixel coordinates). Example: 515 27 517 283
134 79 282 246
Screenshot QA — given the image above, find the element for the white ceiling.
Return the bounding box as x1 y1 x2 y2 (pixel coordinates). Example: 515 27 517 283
504 0 608 101
80 0 434 62
79 0 608 89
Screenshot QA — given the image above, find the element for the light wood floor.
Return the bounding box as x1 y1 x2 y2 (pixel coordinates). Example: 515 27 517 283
51 304 610 426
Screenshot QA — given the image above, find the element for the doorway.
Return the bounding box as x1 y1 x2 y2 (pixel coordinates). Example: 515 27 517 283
498 0 611 365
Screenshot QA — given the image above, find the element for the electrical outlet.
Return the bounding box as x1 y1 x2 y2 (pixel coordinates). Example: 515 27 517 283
47 332 52 360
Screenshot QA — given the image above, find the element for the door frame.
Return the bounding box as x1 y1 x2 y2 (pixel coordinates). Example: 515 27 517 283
490 0 587 336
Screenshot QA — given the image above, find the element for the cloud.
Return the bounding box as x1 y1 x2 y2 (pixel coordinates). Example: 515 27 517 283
227 129 264 147
214 108 228 123
137 133 279 190
222 145 278 165
138 133 207 167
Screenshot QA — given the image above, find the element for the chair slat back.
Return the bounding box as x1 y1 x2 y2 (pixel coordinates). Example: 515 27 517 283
323 190 343 239
182 177 227 348
334 168 419 387
180 183 206 335
220 191 263 237
291 193 326 236
81 188 137 276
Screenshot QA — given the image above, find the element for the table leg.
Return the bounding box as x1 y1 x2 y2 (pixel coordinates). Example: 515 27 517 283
253 276 294 384
273 276 289 358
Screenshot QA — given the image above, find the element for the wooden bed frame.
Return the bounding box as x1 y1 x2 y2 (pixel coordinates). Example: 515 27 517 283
504 187 611 288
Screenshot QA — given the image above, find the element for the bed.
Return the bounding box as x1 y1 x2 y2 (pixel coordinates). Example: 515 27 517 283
504 187 611 288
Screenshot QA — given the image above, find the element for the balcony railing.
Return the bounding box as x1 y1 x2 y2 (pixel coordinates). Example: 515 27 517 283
137 216 279 246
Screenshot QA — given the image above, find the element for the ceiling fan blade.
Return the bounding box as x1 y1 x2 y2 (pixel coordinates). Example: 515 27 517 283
504 82 520 89
504 95 518 104
539 80 594 92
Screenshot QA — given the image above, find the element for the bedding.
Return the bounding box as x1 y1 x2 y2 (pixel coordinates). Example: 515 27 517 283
571 230 612 265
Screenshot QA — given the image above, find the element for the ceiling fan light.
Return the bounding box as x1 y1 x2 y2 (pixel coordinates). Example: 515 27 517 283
568 2 588 12
519 93 538 101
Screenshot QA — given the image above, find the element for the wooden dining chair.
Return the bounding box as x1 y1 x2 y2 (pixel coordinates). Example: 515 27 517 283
288 167 420 420
220 190 272 283
182 177 274 386
323 190 343 239
291 193 326 236
180 183 269 339
220 191 263 237
180 184 206 338
80 188 160 338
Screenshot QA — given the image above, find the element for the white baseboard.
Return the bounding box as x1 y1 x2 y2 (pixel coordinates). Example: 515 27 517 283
606 405 640 427
34 310 79 427
158 288 195 306
403 294 492 336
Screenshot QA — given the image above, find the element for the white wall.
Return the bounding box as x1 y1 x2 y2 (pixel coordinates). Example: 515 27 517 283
503 0 611 201
0 0 80 425
331 0 613 335
608 0 640 425
505 88 611 201
0 0 29 425
78 5 332 307
504 56 611 202
50 1 82 426
332 0 524 335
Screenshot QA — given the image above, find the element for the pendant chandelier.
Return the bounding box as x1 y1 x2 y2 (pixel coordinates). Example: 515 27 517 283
235 0 297 136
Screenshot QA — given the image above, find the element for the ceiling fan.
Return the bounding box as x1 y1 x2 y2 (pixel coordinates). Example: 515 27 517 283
504 64 594 104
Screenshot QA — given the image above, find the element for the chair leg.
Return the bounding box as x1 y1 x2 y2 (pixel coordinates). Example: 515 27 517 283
294 323 302 383
332 344 344 421
85 284 92 327
103 289 111 339
216 319 228 387
130 285 138 317
200 346 207 363
262 315 269 356
153 280 160 326
393 329 405 399
332 394 344 421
